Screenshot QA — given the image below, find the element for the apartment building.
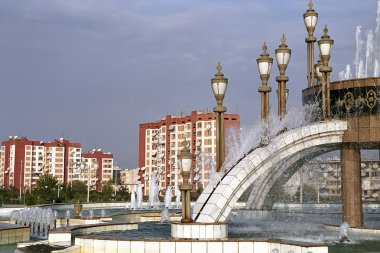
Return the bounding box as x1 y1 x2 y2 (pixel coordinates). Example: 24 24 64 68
82 150 114 192
0 136 114 192
289 158 380 201
139 111 240 195
119 168 139 192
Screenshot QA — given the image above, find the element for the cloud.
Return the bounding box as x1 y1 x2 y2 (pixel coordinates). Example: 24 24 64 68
0 0 376 167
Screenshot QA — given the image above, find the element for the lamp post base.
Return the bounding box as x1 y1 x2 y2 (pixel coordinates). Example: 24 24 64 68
181 218 193 223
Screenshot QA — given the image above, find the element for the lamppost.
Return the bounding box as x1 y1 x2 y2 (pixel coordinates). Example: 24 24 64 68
177 139 194 223
211 63 228 172
275 34 292 118
318 25 334 120
19 160 23 200
57 185 63 198
81 159 99 203
303 0 318 88
257 42 273 121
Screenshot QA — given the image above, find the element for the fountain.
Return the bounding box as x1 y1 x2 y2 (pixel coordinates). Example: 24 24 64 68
10 207 55 239
149 172 159 209
89 210 94 219
339 222 350 243
339 0 380 79
160 207 170 223
130 188 136 210
164 186 172 209
175 186 181 209
2 2 380 253
137 183 143 209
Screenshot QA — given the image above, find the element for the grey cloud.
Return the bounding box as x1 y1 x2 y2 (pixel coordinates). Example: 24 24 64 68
0 0 375 167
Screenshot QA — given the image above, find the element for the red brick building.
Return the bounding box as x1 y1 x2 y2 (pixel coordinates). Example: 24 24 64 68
139 111 240 195
0 137 113 192
82 150 114 192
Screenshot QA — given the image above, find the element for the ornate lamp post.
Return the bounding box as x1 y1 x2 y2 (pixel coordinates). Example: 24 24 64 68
303 0 318 88
257 42 273 121
211 63 228 172
318 25 334 120
177 140 194 223
275 34 292 118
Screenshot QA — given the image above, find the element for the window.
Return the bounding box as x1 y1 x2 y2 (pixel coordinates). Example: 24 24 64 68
204 139 212 145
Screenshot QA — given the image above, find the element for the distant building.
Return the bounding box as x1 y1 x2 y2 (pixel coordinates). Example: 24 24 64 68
0 136 81 191
119 168 139 192
81 150 114 192
285 158 380 201
44 139 82 187
0 136 114 192
139 111 240 195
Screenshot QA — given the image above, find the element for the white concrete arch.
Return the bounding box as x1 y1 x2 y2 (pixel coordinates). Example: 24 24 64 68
192 121 348 223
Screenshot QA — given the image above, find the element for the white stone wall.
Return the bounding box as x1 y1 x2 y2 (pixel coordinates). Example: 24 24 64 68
74 237 328 253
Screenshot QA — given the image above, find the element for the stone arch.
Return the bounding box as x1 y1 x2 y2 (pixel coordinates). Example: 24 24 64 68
245 145 340 210
192 121 348 223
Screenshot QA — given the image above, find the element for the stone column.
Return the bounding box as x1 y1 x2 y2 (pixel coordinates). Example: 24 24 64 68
341 143 363 228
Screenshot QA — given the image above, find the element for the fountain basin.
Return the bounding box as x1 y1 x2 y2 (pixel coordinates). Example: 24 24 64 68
49 222 138 245
74 236 328 253
171 222 228 240
324 224 380 240
0 223 29 245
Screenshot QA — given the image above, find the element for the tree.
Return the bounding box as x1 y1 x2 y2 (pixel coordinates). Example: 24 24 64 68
102 184 114 201
0 186 19 204
65 180 87 203
34 174 58 203
116 186 130 201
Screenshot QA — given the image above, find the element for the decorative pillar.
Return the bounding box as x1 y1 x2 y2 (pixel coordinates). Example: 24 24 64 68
178 140 194 223
318 26 334 121
211 63 228 172
257 43 273 121
303 1 318 88
341 143 363 228
275 35 291 118
180 170 192 223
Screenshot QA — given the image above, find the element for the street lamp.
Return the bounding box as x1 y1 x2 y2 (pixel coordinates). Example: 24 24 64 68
318 25 334 120
211 63 228 172
177 139 194 223
303 0 318 88
57 185 63 198
257 42 273 121
275 34 292 118
81 160 99 203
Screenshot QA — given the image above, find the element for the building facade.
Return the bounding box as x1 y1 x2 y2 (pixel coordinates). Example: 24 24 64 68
0 136 114 192
119 168 139 193
82 150 114 192
139 111 240 196
286 158 380 201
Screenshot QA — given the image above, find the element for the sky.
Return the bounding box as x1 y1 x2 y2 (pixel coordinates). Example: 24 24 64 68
0 0 377 168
